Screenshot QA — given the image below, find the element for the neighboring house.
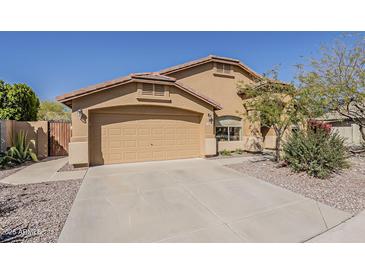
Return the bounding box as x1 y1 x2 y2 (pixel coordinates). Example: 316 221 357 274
57 55 274 166
320 112 363 146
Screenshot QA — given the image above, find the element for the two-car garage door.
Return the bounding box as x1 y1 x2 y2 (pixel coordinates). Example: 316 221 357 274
90 106 202 165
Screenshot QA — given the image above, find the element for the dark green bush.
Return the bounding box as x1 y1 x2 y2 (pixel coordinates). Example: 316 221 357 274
283 127 349 178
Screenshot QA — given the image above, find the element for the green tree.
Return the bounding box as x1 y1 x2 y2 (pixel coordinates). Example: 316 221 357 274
0 80 40 121
238 72 321 161
297 35 365 141
37 100 71 121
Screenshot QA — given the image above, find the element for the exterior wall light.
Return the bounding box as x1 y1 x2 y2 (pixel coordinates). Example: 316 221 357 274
77 109 87 123
77 109 83 120
208 113 214 124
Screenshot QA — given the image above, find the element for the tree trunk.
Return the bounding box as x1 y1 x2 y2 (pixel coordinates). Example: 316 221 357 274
360 125 365 143
274 134 281 162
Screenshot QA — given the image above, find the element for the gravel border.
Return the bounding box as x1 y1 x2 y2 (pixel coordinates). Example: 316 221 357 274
227 157 365 215
207 152 264 160
0 179 82 243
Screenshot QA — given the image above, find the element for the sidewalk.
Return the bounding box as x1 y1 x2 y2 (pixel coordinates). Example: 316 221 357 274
0 157 86 185
308 211 365 243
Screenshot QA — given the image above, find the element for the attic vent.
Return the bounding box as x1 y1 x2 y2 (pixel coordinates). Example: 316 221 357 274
216 63 231 74
142 83 154 95
141 83 166 97
216 63 224 73
154 85 165 96
224 64 231 74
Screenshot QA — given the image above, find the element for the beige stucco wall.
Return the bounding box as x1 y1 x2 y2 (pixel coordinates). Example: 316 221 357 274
331 121 363 146
218 141 245 152
69 142 88 165
69 81 216 165
0 120 13 152
0 120 48 158
168 63 263 152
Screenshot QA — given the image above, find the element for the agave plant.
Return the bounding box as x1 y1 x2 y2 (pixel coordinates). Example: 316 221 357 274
3 130 38 166
0 152 9 168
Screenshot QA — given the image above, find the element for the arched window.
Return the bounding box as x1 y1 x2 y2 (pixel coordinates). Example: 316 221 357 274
215 116 242 142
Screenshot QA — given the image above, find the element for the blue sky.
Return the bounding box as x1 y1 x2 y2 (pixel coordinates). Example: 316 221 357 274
0 32 350 100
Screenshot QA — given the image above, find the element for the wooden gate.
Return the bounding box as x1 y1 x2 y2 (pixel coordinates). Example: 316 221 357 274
48 121 71 156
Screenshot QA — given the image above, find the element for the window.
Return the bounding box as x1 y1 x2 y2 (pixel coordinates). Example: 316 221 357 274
215 116 242 142
216 127 228 141
216 63 231 74
229 127 241 141
216 127 241 141
142 83 165 96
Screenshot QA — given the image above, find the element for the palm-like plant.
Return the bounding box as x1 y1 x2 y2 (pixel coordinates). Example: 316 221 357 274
2 131 38 167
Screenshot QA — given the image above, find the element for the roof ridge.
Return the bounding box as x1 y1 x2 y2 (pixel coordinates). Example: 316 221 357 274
159 55 261 78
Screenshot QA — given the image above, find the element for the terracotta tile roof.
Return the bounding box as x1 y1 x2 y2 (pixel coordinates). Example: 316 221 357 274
159 55 262 79
131 73 176 81
56 55 260 109
56 75 133 103
57 72 221 109
56 73 175 103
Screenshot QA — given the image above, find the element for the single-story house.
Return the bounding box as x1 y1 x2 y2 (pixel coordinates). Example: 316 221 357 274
57 55 276 166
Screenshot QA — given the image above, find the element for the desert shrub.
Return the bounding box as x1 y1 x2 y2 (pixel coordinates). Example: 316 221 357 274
283 122 349 178
219 149 232 156
0 153 8 168
1 131 38 167
235 148 244 154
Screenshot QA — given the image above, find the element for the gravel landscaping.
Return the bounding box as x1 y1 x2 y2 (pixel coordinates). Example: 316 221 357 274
227 156 365 215
207 151 264 160
0 179 82 243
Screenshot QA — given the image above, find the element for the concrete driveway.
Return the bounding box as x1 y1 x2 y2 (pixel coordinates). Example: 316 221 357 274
59 158 351 243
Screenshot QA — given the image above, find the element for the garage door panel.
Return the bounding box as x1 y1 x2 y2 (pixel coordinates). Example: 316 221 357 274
124 140 137 148
123 128 137 136
138 140 151 147
90 110 202 165
124 152 137 162
138 128 150 136
138 151 154 161
110 141 122 148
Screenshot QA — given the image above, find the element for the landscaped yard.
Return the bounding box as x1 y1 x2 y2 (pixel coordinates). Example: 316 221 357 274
227 156 365 215
0 160 86 243
0 178 82 243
